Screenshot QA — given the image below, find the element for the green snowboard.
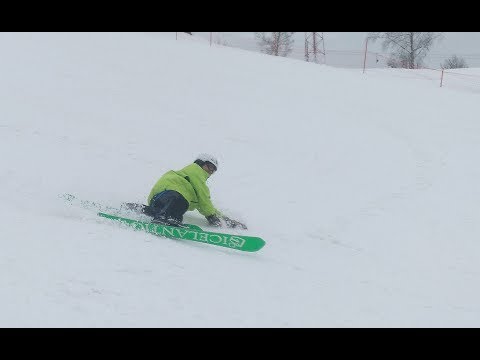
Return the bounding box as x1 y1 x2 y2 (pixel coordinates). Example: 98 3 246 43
98 212 266 252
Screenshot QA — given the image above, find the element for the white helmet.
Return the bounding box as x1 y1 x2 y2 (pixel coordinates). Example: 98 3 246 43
196 153 218 169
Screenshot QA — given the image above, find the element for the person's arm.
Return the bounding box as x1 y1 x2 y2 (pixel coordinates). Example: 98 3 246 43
188 168 247 229
187 174 220 218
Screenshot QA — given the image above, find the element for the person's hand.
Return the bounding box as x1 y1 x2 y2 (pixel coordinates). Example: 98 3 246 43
207 215 248 230
206 214 222 227
223 216 248 230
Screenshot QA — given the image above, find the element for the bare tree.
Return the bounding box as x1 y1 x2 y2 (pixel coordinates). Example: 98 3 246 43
442 55 468 69
255 32 295 57
369 32 443 69
386 56 407 68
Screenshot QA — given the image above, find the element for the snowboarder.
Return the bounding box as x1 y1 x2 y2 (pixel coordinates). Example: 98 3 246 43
145 154 247 229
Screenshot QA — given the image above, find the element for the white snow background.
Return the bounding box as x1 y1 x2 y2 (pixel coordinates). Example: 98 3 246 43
1 32 480 327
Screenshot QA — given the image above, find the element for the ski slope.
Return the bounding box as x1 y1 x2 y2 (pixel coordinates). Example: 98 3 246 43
1 32 480 327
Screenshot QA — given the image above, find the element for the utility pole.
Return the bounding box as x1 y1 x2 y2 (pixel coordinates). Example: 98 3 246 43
305 32 326 64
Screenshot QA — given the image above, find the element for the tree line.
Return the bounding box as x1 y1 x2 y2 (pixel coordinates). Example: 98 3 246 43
184 33 469 69
254 32 468 69
368 32 468 69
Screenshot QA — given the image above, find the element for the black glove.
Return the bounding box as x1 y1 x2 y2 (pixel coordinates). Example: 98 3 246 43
223 216 248 230
206 214 222 227
206 215 247 229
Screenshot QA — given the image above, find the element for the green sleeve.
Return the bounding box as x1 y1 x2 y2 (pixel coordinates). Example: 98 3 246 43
188 172 221 218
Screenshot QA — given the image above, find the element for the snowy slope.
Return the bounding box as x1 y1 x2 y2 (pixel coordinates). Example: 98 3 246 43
1 32 480 327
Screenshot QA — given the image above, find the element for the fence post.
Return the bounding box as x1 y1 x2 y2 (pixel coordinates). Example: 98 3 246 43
363 38 369 74
210 32 212 46
176 32 177 40
440 68 444 87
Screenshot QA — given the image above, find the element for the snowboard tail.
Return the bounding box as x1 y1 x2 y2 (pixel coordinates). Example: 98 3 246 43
61 194 202 231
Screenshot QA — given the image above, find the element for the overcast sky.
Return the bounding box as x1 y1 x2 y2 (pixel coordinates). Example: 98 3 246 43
195 32 480 69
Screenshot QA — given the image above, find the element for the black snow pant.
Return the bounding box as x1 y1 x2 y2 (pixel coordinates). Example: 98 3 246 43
149 190 189 223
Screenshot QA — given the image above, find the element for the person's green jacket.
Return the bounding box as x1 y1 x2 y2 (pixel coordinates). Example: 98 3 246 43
147 163 221 217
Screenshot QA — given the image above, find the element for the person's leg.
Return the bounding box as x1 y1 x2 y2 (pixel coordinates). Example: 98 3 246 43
150 190 189 225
